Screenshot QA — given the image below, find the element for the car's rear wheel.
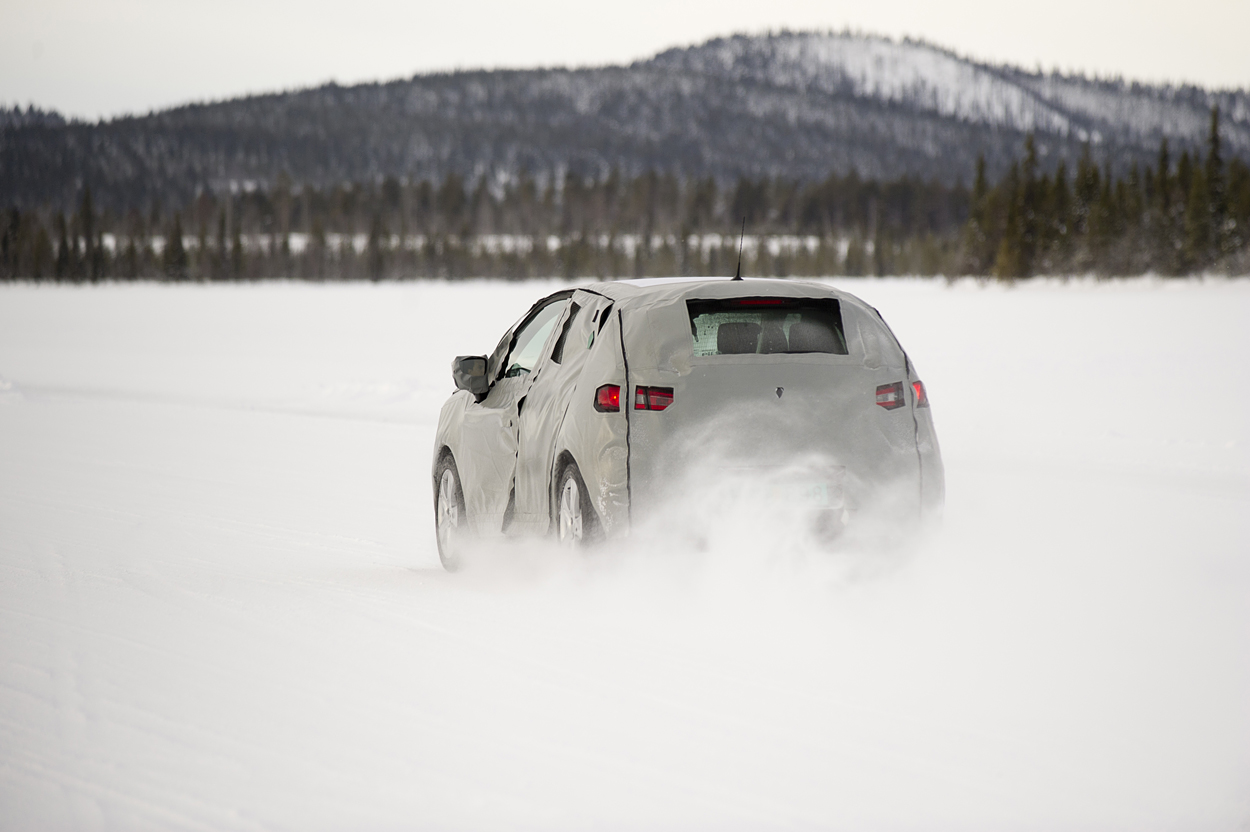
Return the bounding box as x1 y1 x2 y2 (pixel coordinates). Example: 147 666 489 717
556 462 597 549
435 456 467 571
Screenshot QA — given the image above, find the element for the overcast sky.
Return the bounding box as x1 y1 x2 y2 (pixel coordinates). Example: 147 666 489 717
2 0 1247 121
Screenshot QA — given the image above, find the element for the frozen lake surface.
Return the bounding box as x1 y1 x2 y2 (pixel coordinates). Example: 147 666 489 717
1 277 1248 830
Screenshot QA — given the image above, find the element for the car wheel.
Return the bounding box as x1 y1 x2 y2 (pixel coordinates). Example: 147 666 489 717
556 461 598 549
434 455 467 571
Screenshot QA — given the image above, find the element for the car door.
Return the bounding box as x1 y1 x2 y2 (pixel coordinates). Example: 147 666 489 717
457 293 570 533
513 291 615 529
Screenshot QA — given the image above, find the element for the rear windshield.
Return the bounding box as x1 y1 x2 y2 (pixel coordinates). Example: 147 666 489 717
686 297 848 357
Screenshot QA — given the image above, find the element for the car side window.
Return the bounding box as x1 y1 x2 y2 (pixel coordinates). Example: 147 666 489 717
549 302 581 364
504 299 569 377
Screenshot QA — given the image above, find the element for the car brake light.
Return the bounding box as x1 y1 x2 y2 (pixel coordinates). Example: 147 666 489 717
594 384 620 412
912 380 929 408
634 386 674 411
875 382 905 410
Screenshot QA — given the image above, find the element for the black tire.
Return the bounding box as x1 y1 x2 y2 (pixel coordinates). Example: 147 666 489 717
555 461 600 549
434 454 467 571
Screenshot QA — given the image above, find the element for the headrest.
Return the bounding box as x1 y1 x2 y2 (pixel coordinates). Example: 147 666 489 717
787 321 840 353
717 321 761 354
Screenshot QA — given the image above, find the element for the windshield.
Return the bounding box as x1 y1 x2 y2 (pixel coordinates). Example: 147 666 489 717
686 297 847 356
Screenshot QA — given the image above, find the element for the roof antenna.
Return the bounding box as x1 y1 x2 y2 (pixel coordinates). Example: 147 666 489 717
732 217 745 280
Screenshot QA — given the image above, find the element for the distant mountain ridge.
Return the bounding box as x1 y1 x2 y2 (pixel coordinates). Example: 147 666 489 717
652 34 1249 144
3 31 1248 212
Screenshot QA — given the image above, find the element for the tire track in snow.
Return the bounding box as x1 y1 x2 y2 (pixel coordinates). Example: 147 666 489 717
12 382 437 427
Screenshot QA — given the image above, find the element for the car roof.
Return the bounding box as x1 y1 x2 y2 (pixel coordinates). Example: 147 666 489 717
578 276 854 309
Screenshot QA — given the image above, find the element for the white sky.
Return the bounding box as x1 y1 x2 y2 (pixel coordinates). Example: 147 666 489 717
2 0 1247 121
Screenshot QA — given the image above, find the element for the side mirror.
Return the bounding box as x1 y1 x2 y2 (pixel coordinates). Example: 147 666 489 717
452 355 490 396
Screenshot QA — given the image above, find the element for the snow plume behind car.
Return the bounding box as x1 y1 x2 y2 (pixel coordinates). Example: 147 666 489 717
444 452 925 584
633 398 937 551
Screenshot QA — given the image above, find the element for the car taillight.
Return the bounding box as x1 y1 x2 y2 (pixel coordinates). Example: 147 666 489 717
594 384 620 412
634 386 674 411
875 382 905 410
912 380 929 408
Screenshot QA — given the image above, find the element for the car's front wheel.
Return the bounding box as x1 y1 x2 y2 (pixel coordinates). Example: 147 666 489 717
434 455 467 571
556 461 598 549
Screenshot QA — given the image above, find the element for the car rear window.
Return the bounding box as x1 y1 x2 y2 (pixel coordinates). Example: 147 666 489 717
686 297 848 357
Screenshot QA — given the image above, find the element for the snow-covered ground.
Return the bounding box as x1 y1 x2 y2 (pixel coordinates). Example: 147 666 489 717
1 277 1247 830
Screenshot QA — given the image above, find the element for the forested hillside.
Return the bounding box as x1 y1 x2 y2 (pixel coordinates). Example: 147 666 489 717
3 31 1248 278
3 108 1246 280
4 31 1248 214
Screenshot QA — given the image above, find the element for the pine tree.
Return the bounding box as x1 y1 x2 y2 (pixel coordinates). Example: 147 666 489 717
0 209 18 279
32 226 52 279
436 173 466 233
1153 139 1178 273
231 220 244 279
1227 158 1250 255
1046 160 1073 272
1177 151 1193 207
54 214 70 279
366 212 386 280
1089 165 1117 273
307 218 326 279
163 213 188 279
992 162 1022 279
872 224 892 276
1072 145 1100 271
1074 145 1099 230
213 210 227 279
1156 139 1171 217
731 178 770 229
1122 163 1146 272
686 176 718 232
1182 168 1210 272
1204 106 1227 261
962 154 994 273
79 186 105 281
1018 135 1043 275
122 237 139 279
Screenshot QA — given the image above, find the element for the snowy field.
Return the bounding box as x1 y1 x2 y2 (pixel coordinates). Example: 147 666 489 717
1 276 1248 830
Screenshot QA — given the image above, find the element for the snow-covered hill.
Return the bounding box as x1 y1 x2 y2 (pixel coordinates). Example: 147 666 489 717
654 33 1249 148
654 34 1076 135
3 32 1248 211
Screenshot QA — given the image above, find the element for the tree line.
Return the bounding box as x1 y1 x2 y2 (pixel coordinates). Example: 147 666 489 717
965 108 1249 277
2 109 1247 281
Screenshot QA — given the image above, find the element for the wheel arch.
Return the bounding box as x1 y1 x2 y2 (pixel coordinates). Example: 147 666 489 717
549 449 578 530
549 449 605 534
435 444 455 467
433 446 458 510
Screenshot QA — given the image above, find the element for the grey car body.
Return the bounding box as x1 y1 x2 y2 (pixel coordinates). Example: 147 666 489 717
433 277 943 560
